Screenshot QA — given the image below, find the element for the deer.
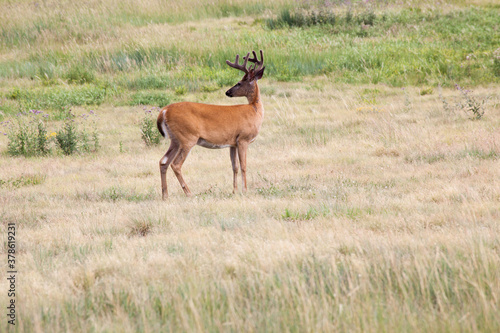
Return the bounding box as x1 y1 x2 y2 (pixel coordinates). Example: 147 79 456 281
156 50 265 199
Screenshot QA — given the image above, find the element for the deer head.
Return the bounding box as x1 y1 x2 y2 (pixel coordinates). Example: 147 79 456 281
225 50 265 99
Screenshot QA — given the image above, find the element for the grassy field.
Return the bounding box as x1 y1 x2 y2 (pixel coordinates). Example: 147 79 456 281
1 0 500 332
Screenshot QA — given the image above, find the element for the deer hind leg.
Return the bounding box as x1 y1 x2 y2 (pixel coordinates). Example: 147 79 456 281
160 140 180 200
237 141 249 193
171 144 194 197
230 147 239 193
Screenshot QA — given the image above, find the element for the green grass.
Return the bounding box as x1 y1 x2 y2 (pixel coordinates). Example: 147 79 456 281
130 91 172 107
6 85 111 111
1 3 499 114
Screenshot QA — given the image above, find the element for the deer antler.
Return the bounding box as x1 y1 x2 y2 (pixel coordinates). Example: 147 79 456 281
244 50 264 72
226 53 250 74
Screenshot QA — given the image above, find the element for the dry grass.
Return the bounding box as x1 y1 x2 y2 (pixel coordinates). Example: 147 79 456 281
0 1 499 331
0 77 499 331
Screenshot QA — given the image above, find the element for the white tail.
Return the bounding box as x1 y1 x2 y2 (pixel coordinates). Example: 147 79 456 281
157 50 265 199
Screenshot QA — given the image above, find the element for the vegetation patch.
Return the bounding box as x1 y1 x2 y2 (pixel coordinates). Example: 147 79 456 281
1 5 498 98
266 8 365 29
128 219 153 237
1 109 99 156
139 107 163 146
0 174 46 189
281 204 330 221
459 147 499 160
98 186 156 202
405 152 448 164
130 91 171 107
64 64 96 85
6 85 111 111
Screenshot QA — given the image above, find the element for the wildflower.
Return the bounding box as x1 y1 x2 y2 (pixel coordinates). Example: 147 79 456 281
50 132 57 137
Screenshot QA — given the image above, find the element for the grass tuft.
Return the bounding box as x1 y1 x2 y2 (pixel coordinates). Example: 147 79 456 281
128 219 153 237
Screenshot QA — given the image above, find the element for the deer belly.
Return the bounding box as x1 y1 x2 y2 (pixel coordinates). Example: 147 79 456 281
197 138 233 149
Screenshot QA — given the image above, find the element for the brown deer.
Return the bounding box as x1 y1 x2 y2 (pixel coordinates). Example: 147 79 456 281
157 50 265 199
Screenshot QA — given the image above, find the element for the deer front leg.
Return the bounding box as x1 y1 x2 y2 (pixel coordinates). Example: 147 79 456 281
237 141 249 193
230 147 239 193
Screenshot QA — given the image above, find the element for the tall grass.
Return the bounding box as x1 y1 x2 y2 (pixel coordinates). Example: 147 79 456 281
14 238 500 332
0 2 498 102
0 0 292 49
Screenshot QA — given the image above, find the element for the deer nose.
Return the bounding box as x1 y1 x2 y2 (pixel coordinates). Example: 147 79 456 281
225 90 233 97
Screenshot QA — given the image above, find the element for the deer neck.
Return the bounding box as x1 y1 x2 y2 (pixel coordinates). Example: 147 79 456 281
247 83 264 116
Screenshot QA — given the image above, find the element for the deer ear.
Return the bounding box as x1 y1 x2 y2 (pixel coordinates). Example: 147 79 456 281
254 66 265 80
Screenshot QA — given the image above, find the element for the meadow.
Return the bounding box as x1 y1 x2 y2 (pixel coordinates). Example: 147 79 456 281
0 0 499 332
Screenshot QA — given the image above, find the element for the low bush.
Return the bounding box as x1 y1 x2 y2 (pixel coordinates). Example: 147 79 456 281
1 109 100 157
439 84 489 120
139 107 163 147
2 110 50 157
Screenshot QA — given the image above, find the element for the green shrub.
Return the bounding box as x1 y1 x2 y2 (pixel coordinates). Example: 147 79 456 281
3 110 50 157
139 108 163 146
56 120 78 155
455 85 488 120
55 110 100 155
1 109 100 157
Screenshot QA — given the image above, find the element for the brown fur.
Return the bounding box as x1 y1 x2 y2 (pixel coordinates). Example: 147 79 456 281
157 51 265 199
